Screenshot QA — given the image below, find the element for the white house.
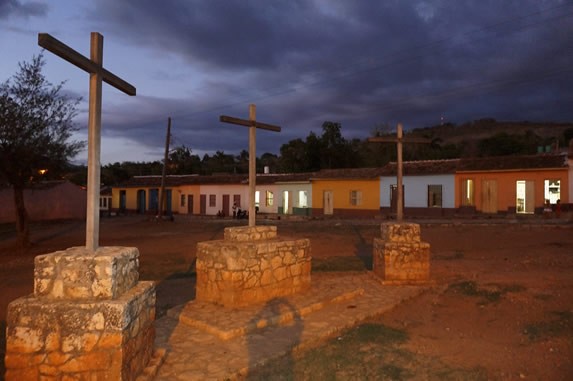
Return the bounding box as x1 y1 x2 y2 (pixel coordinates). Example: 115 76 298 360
379 159 459 217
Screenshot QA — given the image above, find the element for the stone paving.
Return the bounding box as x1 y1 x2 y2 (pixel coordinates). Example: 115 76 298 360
151 271 428 380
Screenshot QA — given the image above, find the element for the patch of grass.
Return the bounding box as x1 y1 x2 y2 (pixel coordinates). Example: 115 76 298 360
246 322 488 380
344 323 408 344
447 281 525 304
311 256 368 272
523 310 573 341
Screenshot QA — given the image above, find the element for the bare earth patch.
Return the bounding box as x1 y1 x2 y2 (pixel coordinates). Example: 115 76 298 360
1 216 572 380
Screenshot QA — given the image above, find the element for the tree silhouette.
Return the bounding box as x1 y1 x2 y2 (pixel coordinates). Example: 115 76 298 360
0 54 84 247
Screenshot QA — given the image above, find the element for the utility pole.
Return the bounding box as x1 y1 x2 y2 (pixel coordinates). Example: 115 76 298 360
158 117 171 219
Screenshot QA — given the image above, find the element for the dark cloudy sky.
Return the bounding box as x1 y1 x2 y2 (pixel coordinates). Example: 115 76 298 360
1 0 572 164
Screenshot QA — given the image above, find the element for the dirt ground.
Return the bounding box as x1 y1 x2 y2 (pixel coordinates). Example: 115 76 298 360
1 215 572 380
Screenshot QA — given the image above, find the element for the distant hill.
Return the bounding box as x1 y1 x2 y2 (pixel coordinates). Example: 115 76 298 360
407 119 573 157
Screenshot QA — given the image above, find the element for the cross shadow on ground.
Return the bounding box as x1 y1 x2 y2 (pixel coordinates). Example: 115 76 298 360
350 223 373 270
245 297 303 380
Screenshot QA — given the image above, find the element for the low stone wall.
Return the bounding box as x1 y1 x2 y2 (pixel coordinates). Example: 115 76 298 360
5 246 156 381
373 223 431 284
196 226 311 307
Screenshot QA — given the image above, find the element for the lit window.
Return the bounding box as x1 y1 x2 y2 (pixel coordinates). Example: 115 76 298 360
461 179 474 206
298 190 308 207
545 179 561 204
266 191 274 206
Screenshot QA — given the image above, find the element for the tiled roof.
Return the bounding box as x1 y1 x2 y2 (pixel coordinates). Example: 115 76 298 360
457 153 567 172
114 153 569 188
311 168 385 179
116 172 316 187
380 159 460 176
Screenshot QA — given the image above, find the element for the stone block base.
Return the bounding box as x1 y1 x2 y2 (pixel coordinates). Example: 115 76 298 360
372 223 431 284
196 226 311 307
34 246 139 300
5 271 155 381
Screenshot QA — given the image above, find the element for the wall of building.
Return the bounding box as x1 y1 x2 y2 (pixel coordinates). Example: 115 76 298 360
254 184 279 214
379 174 455 209
311 178 380 216
199 184 248 216
112 187 177 214
0 182 86 223
455 168 569 213
275 183 312 215
176 185 201 215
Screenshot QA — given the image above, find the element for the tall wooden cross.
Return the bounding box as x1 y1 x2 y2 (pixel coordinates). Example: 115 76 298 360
220 104 281 227
369 123 430 221
38 32 136 252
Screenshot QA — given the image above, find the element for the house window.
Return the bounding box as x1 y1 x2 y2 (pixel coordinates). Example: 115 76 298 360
350 190 362 206
544 179 560 204
461 179 474 206
298 190 308 207
428 185 442 207
209 194 216 207
266 191 274 206
180 194 185 207
255 191 260 207
100 197 111 209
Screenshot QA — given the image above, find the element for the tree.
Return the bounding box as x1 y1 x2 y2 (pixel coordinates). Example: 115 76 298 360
0 54 84 247
168 145 201 174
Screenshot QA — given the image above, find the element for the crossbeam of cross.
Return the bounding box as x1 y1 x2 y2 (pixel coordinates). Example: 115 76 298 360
369 123 431 221
39 32 136 252
220 104 281 227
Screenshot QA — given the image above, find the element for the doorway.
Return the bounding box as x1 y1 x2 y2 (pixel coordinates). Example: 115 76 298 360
187 195 194 214
222 194 230 217
137 190 146 214
323 190 333 215
482 180 498 213
282 191 290 214
516 180 534 214
200 194 206 215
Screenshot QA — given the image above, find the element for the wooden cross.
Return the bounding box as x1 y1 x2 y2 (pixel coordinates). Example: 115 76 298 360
369 123 430 221
38 32 136 252
220 104 281 227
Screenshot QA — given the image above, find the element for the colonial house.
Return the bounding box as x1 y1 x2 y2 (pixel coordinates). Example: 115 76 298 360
110 151 572 219
310 168 384 217
197 175 248 217
112 175 183 215
274 173 314 216
379 159 458 217
455 153 569 214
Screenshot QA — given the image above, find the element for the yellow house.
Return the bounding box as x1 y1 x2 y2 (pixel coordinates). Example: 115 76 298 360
175 184 201 215
112 175 192 215
310 168 383 217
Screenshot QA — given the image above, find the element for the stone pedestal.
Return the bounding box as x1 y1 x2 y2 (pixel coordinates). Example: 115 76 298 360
196 226 311 307
373 223 430 284
5 246 156 381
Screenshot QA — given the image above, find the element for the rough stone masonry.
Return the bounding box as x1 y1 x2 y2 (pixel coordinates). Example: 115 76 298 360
373 222 431 284
5 246 156 381
196 226 311 307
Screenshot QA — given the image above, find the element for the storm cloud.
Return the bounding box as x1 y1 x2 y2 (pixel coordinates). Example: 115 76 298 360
2 1 572 161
